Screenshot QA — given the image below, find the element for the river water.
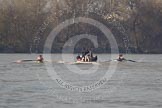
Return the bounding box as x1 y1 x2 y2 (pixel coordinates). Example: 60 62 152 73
0 54 162 108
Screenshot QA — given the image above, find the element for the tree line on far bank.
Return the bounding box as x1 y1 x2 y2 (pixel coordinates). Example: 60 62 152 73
0 0 162 53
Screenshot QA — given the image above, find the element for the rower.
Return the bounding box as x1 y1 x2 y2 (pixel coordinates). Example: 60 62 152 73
117 54 125 62
85 55 90 62
37 55 44 63
81 48 89 56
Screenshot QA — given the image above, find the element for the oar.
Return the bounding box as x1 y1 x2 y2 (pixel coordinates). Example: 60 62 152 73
15 60 38 63
125 59 136 62
114 58 137 62
116 59 137 62
103 59 136 63
21 60 37 62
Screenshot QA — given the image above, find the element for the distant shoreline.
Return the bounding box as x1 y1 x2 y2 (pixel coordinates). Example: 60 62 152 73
1 47 162 54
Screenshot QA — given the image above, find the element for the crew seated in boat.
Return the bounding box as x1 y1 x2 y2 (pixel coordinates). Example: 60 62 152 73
77 49 94 62
117 54 125 61
37 55 44 63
